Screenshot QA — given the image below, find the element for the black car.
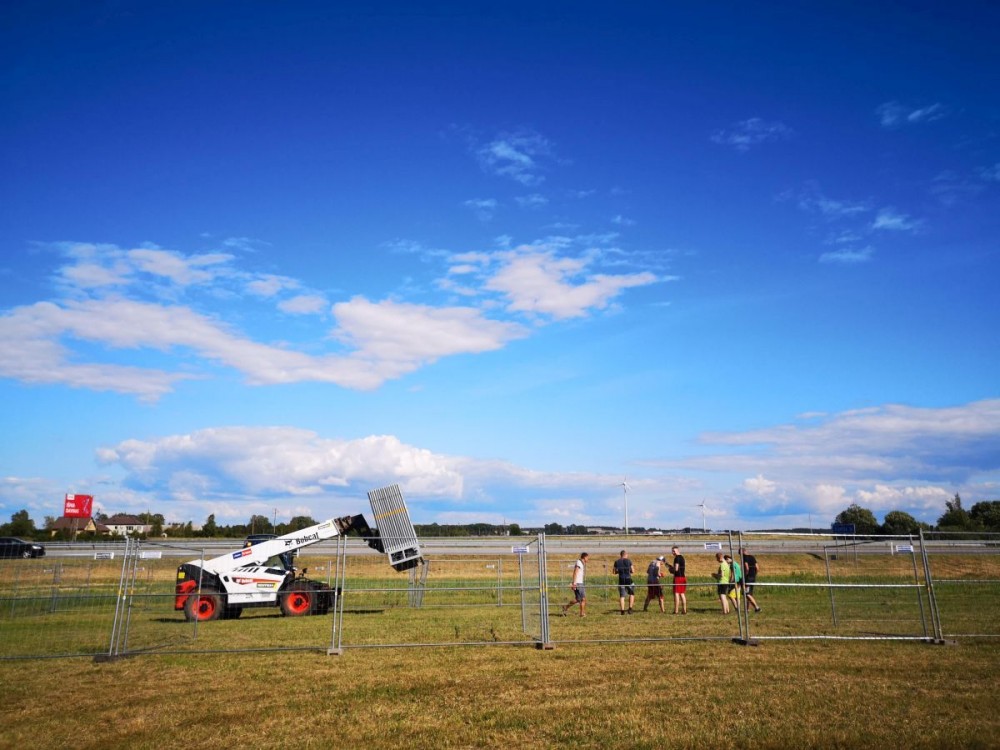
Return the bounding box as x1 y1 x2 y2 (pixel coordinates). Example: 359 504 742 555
0 537 46 559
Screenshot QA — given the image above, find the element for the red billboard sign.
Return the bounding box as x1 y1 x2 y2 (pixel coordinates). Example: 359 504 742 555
64 494 94 518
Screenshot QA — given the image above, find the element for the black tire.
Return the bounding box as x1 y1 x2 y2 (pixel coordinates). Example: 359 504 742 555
280 581 315 617
222 605 243 620
183 586 222 622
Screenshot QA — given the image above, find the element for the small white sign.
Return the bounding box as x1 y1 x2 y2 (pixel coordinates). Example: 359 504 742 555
94 552 115 560
895 544 914 553
511 545 530 554
704 542 723 551
140 551 162 559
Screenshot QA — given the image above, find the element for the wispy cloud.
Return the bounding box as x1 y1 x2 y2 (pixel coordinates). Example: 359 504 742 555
819 246 873 264
693 399 1000 484
790 183 870 218
476 130 554 185
872 208 921 232
1 239 663 400
711 117 793 151
650 399 1000 521
979 163 1000 182
876 101 948 128
463 198 498 221
515 193 548 209
278 295 327 315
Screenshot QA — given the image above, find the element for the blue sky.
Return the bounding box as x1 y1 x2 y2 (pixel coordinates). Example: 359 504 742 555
2 2 998 531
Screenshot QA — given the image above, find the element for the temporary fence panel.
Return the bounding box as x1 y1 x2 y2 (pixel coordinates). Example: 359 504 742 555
921 531 1000 639
336 537 540 648
0 545 127 659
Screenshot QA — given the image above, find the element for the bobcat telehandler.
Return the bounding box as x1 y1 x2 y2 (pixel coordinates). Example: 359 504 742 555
175 484 421 622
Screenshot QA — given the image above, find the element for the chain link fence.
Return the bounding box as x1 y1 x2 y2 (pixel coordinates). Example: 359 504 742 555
2 531 997 660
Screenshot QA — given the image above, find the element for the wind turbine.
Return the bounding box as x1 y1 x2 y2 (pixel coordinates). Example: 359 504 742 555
621 477 631 535
696 499 707 533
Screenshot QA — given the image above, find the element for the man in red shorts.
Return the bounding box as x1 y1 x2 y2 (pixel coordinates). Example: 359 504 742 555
670 545 687 614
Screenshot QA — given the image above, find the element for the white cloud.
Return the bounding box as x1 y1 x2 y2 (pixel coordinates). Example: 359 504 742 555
515 193 548 209
127 247 232 286
877 101 948 128
711 118 793 151
5 238 662 400
979 163 1000 182
278 295 327 315
743 474 778 497
872 208 920 231
98 428 465 499
331 296 527 371
246 274 299 298
611 215 636 227
792 184 870 218
694 399 1000 484
51 242 236 295
463 198 498 221
819 246 873 264
0 295 528 398
484 246 659 319
476 130 553 185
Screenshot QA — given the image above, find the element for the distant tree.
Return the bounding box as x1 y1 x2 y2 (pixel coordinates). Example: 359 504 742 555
202 514 218 537
150 518 164 537
969 501 1000 531
881 510 922 536
833 504 879 535
248 514 271 535
5 509 36 537
543 522 565 535
566 524 589 535
287 516 317 531
937 493 972 530
508 523 523 536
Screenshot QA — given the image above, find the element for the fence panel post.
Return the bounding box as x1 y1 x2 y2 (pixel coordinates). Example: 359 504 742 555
918 529 944 642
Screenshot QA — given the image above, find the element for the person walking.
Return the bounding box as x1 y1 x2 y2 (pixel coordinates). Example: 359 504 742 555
562 552 589 616
712 552 732 614
643 555 666 612
725 554 743 611
613 549 636 615
670 545 687 615
740 547 762 612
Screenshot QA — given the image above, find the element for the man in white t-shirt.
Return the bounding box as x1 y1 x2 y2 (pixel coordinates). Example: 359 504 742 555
561 552 589 616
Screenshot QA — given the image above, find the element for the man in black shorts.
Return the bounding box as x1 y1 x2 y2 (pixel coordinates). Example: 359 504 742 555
740 547 762 612
613 549 635 615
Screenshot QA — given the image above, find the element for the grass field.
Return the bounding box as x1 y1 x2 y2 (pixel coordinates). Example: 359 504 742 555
2 639 999 749
2 548 1000 747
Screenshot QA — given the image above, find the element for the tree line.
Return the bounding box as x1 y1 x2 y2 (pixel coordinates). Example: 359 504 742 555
833 495 1000 535
2 496 998 542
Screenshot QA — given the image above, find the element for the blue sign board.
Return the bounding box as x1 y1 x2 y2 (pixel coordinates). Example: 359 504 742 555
831 523 856 535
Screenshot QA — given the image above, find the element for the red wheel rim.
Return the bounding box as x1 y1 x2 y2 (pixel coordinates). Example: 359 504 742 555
197 596 217 620
288 591 311 614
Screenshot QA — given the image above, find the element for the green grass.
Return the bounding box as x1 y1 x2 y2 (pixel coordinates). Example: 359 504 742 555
2 551 1000 748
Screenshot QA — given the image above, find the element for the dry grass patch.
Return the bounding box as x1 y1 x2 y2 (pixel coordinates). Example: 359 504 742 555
2 640 999 749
